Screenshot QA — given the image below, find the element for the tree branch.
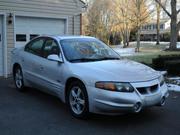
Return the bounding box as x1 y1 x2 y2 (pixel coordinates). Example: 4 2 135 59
177 21 180 32
154 0 171 18
177 9 180 14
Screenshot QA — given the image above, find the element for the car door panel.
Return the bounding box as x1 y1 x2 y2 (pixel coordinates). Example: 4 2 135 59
39 38 64 96
39 59 63 95
22 38 46 88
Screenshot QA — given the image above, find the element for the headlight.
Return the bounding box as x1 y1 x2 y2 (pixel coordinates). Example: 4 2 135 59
159 75 165 86
95 82 134 92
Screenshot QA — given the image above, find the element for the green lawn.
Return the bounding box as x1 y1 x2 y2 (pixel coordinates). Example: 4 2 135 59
123 42 180 65
125 51 180 65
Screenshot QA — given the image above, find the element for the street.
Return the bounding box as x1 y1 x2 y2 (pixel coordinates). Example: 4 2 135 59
0 78 180 135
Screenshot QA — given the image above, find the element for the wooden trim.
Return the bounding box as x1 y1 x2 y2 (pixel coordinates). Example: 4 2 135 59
0 13 7 77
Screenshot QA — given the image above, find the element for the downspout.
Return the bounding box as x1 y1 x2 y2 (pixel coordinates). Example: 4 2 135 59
80 13 82 35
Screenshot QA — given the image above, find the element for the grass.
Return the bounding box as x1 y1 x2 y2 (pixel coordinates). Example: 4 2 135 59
123 42 180 65
125 51 180 65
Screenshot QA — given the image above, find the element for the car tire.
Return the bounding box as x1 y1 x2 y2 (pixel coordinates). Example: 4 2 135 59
13 66 25 92
67 81 89 119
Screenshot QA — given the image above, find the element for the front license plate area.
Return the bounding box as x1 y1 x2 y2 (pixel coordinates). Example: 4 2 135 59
144 93 161 106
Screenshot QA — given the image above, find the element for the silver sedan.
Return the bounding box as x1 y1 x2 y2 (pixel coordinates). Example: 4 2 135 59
12 36 169 118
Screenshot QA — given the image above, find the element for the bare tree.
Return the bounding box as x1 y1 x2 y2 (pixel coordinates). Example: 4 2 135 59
155 0 168 45
130 0 151 52
112 0 133 47
82 0 152 49
156 1 161 45
155 0 180 50
84 0 114 43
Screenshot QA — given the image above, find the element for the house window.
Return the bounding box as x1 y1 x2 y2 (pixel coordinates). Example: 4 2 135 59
160 24 164 29
145 26 147 30
148 25 151 30
30 34 39 40
153 24 157 30
16 34 26 42
150 25 153 30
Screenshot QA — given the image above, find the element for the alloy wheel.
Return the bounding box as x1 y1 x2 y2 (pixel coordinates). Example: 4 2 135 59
15 68 23 89
69 86 86 115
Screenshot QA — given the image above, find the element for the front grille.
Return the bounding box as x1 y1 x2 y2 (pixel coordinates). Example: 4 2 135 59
136 84 158 95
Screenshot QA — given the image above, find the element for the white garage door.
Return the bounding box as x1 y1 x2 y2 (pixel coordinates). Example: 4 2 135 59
15 16 66 48
0 16 3 76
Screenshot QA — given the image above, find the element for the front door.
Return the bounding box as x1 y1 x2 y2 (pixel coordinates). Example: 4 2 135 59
40 38 63 95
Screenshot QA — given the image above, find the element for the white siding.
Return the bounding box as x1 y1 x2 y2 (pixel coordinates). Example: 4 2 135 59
74 15 81 35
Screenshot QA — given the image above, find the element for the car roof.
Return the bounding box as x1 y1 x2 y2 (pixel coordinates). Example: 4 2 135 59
39 35 96 40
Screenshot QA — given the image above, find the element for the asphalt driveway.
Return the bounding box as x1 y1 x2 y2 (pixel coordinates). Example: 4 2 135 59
0 78 180 135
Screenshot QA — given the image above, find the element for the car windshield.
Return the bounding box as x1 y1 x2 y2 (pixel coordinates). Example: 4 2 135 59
60 38 120 62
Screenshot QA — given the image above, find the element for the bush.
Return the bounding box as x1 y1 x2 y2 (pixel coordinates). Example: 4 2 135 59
165 60 180 75
161 33 170 42
152 55 180 75
152 55 180 70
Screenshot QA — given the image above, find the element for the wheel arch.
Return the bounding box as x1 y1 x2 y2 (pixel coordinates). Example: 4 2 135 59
13 63 22 76
65 77 87 103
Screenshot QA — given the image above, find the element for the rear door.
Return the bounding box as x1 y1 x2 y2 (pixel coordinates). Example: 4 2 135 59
22 37 46 87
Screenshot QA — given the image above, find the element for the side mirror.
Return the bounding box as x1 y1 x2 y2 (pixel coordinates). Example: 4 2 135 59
47 54 63 63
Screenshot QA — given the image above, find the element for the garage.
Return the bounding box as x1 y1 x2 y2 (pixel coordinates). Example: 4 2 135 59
15 16 67 48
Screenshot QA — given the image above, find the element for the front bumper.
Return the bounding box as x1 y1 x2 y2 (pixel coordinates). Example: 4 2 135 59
87 79 169 115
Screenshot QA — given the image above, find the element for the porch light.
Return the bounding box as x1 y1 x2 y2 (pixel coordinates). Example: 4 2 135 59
8 13 13 25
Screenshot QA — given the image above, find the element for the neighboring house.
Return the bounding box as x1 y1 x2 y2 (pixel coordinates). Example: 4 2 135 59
141 1 180 42
0 0 85 77
140 19 171 41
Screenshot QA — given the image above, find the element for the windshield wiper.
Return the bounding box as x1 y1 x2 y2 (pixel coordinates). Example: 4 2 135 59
98 57 120 61
69 57 120 63
69 58 98 62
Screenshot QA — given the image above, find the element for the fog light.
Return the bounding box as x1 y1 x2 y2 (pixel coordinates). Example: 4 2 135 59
134 102 142 113
160 97 166 106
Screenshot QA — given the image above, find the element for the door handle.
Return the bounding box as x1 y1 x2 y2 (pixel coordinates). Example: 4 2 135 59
21 58 25 62
40 66 44 71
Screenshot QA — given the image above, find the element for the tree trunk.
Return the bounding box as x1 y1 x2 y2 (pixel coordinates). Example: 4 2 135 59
155 0 178 50
136 0 141 52
127 31 130 47
156 3 160 45
177 22 180 40
170 0 177 50
136 28 141 52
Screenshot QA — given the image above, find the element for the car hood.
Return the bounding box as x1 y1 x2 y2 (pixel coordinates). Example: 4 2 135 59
69 59 160 83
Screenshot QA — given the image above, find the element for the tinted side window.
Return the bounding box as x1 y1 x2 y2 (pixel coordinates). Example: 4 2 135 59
42 39 60 58
25 38 44 56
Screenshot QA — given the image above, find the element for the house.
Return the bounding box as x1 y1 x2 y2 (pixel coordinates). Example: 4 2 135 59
0 0 85 77
140 19 171 41
140 1 180 42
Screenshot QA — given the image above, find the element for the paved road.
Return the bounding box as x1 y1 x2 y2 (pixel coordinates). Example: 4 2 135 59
0 78 180 135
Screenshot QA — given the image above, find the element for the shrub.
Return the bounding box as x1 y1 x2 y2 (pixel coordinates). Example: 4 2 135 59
152 55 180 75
152 55 180 70
165 60 180 75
